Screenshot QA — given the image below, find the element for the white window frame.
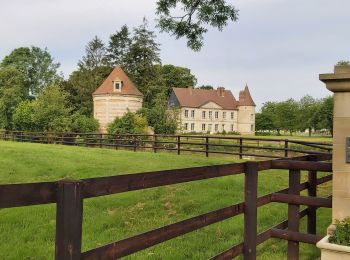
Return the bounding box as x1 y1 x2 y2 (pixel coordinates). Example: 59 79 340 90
184 110 189 118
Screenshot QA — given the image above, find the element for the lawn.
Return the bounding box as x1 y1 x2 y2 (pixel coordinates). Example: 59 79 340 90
0 141 332 259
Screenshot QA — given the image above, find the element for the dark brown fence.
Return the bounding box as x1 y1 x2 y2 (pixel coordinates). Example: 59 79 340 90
0 153 332 259
0 130 332 159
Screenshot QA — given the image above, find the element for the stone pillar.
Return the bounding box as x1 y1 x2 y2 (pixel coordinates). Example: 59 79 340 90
320 65 350 222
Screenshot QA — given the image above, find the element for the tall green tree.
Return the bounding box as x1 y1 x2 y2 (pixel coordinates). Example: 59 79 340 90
156 0 238 50
1 47 60 96
158 64 197 95
298 95 320 136
123 18 161 95
138 92 177 134
63 66 112 116
0 67 27 130
275 99 299 135
107 25 132 67
65 36 113 115
317 96 334 136
78 36 109 70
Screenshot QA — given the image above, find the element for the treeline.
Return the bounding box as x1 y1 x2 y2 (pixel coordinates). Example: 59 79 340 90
256 96 333 136
0 19 198 134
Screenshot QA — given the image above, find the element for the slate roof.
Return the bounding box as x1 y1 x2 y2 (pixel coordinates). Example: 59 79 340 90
93 66 143 97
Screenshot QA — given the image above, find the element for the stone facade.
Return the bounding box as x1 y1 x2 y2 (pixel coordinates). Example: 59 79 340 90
92 66 143 133
169 86 255 135
320 65 350 223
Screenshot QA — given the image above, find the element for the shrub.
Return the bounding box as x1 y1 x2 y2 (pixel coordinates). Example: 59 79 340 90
329 217 350 246
107 111 148 135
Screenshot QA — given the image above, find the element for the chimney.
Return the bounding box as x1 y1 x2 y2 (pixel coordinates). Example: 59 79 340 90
217 87 225 97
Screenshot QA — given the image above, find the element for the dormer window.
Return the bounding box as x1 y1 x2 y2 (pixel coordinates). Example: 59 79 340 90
114 81 122 92
113 77 122 92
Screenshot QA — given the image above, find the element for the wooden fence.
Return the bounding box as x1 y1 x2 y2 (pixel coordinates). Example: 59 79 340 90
0 130 332 159
0 153 332 259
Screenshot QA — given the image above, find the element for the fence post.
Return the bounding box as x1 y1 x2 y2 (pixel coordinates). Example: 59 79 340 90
205 136 209 157
239 137 243 159
244 162 258 260
153 135 157 153
177 136 181 155
284 140 289 158
307 170 317 234
99 134 103 148
55 180 83 260
288 169 300 260
133 135 137 152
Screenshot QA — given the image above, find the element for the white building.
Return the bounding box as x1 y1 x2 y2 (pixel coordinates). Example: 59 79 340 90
92 66 143 133
168 86 256 135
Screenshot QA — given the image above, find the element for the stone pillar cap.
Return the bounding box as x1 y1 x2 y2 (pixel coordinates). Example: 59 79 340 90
320 65 350 92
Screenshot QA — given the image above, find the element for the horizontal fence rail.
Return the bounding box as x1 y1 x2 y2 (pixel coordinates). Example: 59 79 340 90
0 130 332 160
0 153 333 259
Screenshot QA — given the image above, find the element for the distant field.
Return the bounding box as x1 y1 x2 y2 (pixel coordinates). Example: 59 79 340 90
0 141 331 259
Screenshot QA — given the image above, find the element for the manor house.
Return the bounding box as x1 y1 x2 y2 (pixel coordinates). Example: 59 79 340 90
168 86 256 135
93 66 256 135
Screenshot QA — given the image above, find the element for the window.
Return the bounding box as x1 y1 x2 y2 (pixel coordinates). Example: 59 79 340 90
202 111 206 119
184 123 188 130
231 124 234 132
114 81 122 92
222 124 225 131
251 114 254 120
191 110 195 118
209 111 212 118
223 112 226 119
191 123 195 131
202 124 206 131
231 112 234 120
215 111 219 119
184 110 189 118
251 124 254 131
208 124 212 132
215 124 218 132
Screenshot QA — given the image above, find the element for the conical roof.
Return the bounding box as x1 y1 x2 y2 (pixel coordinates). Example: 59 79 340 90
93 66 143 97
238 85 256 106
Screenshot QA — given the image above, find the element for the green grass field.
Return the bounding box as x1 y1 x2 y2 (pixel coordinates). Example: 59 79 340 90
0 141 332 259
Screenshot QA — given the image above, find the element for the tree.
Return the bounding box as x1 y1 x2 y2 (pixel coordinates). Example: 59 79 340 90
260 102 279 133
13 85 99 133
138 92 177 134
156 0 238 51
336 60 350 66
0 67 27 130
64 66 112 115
255 112 274 132
274 99 299 135
298 95 319 136
158 64 197 95
78 36 109 70
107 25 132 67
107 111 149 135
316 96 333 136
198 85 213 90
1 47 60 96
123 18 161 95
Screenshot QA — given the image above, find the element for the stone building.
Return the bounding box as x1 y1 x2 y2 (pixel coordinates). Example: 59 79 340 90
93 66 143 133
168 86 256 135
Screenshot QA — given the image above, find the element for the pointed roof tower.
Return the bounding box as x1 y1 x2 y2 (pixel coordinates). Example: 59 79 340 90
238 84 256 106
93 66 143 97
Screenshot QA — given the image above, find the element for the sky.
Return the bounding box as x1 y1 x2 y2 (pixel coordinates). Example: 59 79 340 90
1 0 349 110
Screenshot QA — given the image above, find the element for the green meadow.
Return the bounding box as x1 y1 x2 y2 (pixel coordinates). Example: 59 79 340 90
0 141 331 259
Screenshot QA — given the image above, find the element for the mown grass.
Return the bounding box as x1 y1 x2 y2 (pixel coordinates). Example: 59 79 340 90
0 141 332 259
